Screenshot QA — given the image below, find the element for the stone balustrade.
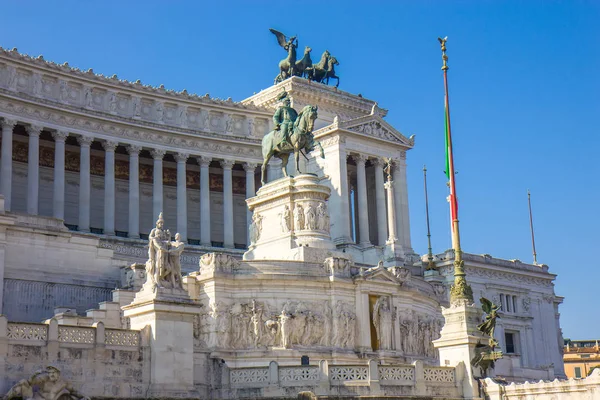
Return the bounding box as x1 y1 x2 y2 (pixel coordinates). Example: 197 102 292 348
0 316 147 397
4 319 142 349
223 359 461 398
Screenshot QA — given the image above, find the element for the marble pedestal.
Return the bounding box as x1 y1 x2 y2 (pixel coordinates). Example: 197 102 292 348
433 301 486 400
122 285 201 397
243 174 336 261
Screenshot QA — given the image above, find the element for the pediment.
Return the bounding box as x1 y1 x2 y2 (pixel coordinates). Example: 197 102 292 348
340 115 414 148
361 266 402 284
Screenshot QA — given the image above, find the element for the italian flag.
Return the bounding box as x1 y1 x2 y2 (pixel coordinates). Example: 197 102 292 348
444 95 459 227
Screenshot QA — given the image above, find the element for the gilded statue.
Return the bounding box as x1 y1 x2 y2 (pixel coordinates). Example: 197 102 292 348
471 297 503 376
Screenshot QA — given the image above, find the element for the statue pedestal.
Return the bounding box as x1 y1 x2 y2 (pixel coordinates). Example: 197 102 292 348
432 301 486 400
243 174 337 261
123 288 201 397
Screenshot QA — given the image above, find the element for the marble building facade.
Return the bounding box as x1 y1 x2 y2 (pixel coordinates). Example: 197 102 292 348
0 44 567 397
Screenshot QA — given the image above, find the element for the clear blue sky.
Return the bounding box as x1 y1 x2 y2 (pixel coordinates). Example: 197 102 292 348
1 1 598 339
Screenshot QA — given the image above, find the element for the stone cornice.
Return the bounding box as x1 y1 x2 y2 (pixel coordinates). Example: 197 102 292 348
0 95 263 162
242 76 387 117
0 47 270 114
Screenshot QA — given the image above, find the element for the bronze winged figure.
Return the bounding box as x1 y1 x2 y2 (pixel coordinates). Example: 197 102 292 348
270 28 298 84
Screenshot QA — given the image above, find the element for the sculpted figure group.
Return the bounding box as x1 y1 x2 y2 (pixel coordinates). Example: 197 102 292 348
195 299 355 351
146 213 185 290
270 29 340 87
281 202 330 233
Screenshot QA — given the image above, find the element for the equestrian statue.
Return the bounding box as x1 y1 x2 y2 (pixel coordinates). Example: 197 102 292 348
261 91 324 184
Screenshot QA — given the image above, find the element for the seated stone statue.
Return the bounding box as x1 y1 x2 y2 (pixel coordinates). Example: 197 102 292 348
3 365 89 400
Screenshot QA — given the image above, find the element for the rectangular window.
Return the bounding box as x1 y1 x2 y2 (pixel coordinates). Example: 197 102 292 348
500 294 505 311
575 367 582 378
512 296 517 313
505 332 515 354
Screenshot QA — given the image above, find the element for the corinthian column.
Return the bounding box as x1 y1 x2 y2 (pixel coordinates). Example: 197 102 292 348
1 119 16 211
26 125 42 215
127 145 141 238
221 159 235 248
198 156 212 246
243 162 257 246
78 135 94 232
103 140 118 235
52 130 68 220
176 153 189 242
354 154 371 246
151 149 166 221
373 158 387 246
394 152 413 252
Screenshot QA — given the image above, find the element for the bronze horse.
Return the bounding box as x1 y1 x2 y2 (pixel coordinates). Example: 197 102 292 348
261 105 323 184
294 46 313 78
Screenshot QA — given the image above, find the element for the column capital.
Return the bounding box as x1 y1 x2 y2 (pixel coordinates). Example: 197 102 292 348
371 157 386 168
102 140 119 152
175 152 189 163
242 162 258 172
77 135 94 147
197 155 212 167
2 118 17 130
52 130 69 142
399 150 407 160
26 124 43 136
220 159 235 169
126 144 142 155
352 153 368 165
151 149 166 160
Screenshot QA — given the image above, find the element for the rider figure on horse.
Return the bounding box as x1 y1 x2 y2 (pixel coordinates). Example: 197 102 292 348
272 91 298 149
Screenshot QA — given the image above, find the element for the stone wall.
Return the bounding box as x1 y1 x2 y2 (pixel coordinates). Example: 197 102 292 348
0 317 148 398
482 369 600 399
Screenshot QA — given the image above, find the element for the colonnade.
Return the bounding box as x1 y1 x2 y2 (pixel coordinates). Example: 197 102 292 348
0 119 258 248
346 152 412 251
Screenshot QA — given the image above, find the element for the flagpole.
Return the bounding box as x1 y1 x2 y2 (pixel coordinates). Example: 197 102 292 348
423 165 436 270
438 37 473 304
527 189 538 265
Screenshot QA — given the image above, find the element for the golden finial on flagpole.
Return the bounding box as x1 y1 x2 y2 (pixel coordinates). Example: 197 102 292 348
438 36 449 71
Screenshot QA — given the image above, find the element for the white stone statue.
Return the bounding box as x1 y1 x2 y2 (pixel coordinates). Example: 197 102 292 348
224 114 233 133
317 202 329 231
202 111 211 131
279 309 292 348
294 204 305 230
108 92 118 113
32 73 42 97
247 118 255 137
249 213 263 245
4 365 90 400
59 80 68 101
156 101 164 122
280 205 291 233
251 300 265 348
84 87 93 108
132 96 141 117
373 296 393 350
208 301 231 348
6 66 17 90
305 203 316 230
179 106 188 126
145 213 184 290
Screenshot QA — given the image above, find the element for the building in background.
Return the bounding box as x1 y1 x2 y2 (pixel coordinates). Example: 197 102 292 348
564 339 600 378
